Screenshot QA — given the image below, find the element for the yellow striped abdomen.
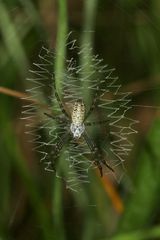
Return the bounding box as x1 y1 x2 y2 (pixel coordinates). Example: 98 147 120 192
71 100 85 125
70 100 85 139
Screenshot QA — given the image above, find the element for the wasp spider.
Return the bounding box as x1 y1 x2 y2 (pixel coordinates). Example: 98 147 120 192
43 77 114 177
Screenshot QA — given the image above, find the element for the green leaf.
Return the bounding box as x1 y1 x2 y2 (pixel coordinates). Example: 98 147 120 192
116 119 160 232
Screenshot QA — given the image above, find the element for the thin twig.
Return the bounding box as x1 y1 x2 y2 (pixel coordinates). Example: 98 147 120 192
98 171 124 214
122 75 160 96
1 77 160 104
0 86 48 109
0 86 28 99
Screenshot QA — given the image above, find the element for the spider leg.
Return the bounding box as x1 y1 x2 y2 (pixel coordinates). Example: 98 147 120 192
44 112 68 124
101 159 114 173
94 161 103 177
53 80 70 119
50 131 70 167
83 131 114 177
85 119 109 126
84 90 100 121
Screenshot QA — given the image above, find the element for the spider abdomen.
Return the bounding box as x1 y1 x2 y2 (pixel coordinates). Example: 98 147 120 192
71 100 85 125
70 100 85 139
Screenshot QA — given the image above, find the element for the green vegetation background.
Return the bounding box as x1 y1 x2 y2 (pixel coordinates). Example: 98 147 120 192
0 0 160 239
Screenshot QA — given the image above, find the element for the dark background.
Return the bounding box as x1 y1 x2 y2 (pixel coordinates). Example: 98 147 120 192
0 0 160 239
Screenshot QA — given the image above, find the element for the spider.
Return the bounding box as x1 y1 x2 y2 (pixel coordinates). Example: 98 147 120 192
44 81 114 177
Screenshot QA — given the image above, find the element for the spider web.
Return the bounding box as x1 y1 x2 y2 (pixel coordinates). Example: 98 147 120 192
22 33 138 192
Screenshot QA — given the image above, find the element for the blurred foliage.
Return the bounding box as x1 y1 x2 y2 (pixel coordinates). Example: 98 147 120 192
0 0 160 240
